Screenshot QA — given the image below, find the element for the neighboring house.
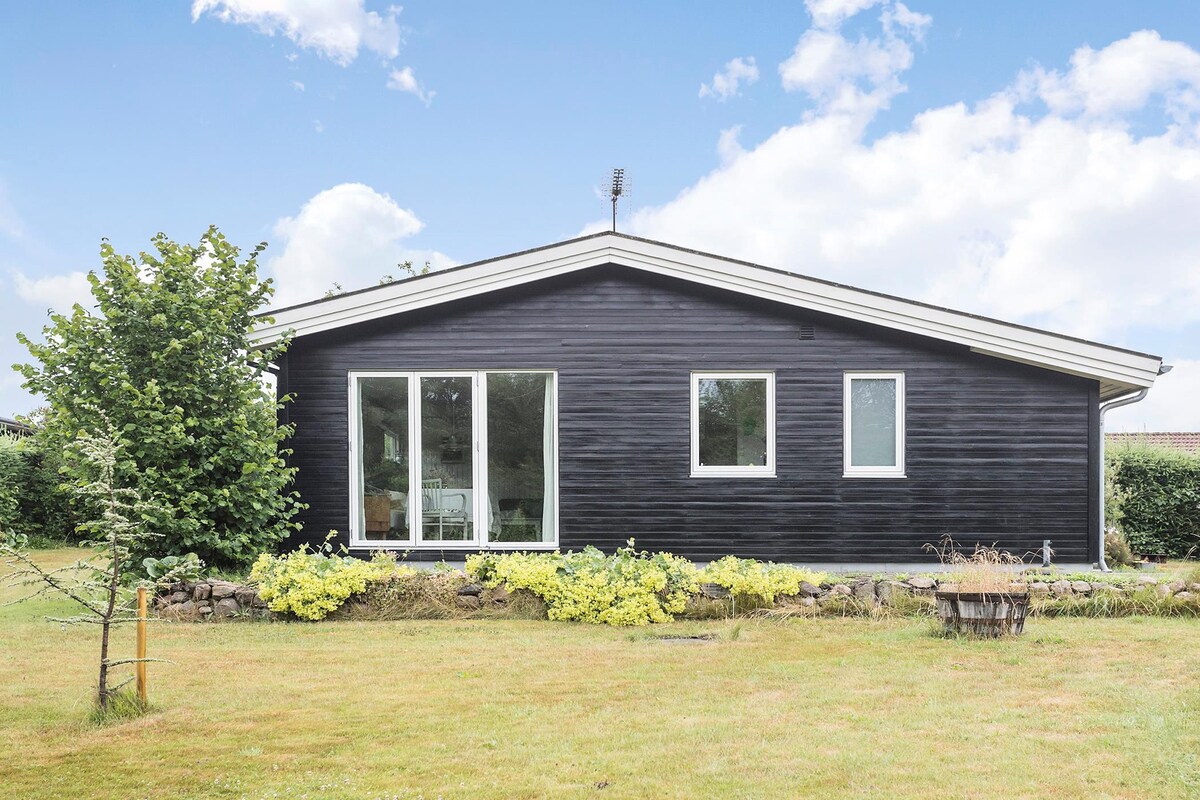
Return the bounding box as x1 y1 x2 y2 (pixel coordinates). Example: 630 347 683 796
0 417 33 437
252 233 1163 565
1106 431 1200 453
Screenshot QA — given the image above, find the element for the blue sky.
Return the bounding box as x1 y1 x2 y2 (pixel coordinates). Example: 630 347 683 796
2 1 1199 430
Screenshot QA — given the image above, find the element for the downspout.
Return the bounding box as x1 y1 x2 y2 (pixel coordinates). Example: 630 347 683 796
1096 388 1151 571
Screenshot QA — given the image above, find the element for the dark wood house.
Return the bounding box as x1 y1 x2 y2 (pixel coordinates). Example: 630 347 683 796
253 233 1163 565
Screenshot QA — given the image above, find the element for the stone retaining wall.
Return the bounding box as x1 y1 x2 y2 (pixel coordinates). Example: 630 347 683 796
155 579 267 619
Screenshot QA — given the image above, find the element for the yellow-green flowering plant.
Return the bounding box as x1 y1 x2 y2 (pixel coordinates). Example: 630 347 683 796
250 533 403 621
700 556 828 604
466 540 699 626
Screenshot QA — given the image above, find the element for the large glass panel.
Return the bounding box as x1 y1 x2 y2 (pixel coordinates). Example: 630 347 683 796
697 377 768 468
850 378 898 467
419 376 474 541
357 377 410 541
487 373 554 543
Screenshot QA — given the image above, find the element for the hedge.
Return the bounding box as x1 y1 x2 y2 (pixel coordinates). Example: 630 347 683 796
0 433 74 540
1108 442 1200 559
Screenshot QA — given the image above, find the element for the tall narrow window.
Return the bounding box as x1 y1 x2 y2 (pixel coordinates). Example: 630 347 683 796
356 376 410 541
691 372 775 477
418 375 475 542
486 372 556 544
844 372 905 477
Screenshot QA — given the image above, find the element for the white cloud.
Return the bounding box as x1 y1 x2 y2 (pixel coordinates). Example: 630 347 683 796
1107 359 1200 432
291 80 305 92
191 0 402 66
386 66 434 106
12 270 93 311
313 119 324 133
717 125 746 164
616 9 1200 349
780 1 929 117
699 57 760 102
267 183 455 308
805 0 883 30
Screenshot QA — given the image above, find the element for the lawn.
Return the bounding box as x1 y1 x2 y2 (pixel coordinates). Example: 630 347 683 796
2 548 1198 799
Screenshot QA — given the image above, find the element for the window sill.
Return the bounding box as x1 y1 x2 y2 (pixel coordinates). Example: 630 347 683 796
690 470 777 479
349 541 559 550
842 472 907 479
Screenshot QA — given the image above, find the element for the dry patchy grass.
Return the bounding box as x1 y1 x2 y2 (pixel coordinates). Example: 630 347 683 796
1 548 1198 799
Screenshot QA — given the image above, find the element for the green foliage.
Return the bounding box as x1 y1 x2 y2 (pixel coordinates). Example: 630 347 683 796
1104 529 1137 568
1107 443 1200 558
142 553 204 584
699 556 828 604
0 434 29 534
15 227 301 570
466 540 700 626
1033 587 1200 618
250 536 402 621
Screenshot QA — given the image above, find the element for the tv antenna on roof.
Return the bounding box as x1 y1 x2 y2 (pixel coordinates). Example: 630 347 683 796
608 168 629 232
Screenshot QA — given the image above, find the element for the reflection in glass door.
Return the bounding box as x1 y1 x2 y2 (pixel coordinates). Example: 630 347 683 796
418 375 474 542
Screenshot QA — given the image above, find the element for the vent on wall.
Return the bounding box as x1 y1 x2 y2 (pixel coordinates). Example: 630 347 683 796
798 324 816 340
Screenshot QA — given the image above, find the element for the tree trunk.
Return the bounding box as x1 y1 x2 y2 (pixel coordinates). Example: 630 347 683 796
97 497 122 712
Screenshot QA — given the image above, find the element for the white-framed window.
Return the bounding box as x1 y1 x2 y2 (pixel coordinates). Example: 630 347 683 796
690 371 776 477
348 370 558 549
843 371 905 478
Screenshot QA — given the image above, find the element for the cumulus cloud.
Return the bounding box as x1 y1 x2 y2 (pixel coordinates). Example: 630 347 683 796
387 66 435 106
267 183 455 308
191 0 401 66
780 0 929 117
619 5 1200 353
12 270 93 312
700 57 760 102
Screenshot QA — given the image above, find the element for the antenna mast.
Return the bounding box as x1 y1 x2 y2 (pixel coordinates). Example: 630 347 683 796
609 168 626 232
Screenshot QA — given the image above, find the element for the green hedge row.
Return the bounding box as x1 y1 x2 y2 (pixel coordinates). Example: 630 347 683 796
1109 443 1200 559
0 433 74 540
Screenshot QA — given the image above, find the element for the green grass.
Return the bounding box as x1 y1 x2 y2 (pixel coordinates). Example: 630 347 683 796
2 548 1199 799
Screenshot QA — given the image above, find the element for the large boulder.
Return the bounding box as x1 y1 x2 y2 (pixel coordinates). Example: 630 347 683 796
234 587 258 606
209 581 237 600
213 598 240 618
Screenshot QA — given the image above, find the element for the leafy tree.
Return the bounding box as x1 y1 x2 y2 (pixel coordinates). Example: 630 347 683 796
15 227 300 569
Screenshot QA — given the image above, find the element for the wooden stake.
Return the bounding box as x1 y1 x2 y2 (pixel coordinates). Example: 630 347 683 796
136 586 147 704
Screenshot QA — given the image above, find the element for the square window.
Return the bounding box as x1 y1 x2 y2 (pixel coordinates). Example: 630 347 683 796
691 372 775 477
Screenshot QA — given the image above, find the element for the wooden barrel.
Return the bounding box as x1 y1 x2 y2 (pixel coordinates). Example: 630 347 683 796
935 591 1029 637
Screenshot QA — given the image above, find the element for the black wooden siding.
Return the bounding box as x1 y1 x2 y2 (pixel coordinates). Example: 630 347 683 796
279 265 1099 563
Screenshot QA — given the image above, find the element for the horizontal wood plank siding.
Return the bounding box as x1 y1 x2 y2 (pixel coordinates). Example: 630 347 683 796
280 266 1094 563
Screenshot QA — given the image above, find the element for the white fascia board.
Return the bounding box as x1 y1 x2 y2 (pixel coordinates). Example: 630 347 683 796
251 234 1161 391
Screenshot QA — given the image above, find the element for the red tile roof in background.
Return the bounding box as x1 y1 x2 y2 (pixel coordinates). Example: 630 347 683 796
1107 432 1200 453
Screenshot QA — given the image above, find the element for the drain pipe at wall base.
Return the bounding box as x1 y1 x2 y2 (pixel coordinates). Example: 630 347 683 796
1097 388 1151 572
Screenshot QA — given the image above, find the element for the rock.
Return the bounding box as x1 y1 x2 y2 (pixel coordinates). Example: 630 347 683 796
169 591 189 604
169 581 185 594
829 583 852 596
457 582 483 597
250 594 268 609
851 580 876 601
1028 582 1050 596
178 600 198 615
875 580 904 604
1136 576 1158 586
1071 581 1092 595
1176 591 1193 601
154 595 170 609
192 583 211 601
198 605 213 615
798 581 821 597
798 596 816 608
162 602 185 616
209 581 237 600
456 594 481 610
1050 580 1072 596
1155 583 1173 598
1190 583 1200 593
235 587 257 606
491 585 511 603
906 576 936 590
213 598 240 618
1168 581 1187 595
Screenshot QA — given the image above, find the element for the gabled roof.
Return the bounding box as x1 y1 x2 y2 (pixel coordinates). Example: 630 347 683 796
1107 432 1200 453
251 231 1162 400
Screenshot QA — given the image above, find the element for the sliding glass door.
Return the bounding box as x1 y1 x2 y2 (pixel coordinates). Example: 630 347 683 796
350 370 556 548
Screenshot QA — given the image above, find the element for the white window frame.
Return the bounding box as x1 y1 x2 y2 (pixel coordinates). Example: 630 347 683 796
347 369 559 550
690 371 776 478
843 371 906 478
